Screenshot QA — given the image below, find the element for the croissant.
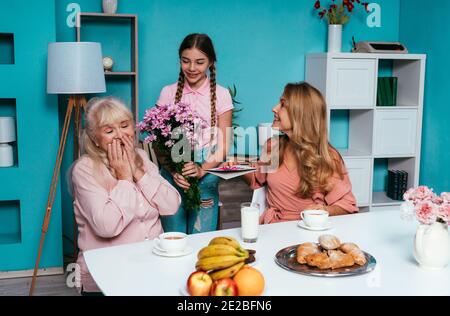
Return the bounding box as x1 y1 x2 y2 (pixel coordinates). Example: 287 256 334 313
296 243 321 264
305 252 331 270
339 243 367 266
319 235 341 250
327 250 355 269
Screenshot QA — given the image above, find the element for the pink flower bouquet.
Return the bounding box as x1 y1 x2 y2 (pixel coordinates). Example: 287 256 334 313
401 186 450 225
138 102 207 211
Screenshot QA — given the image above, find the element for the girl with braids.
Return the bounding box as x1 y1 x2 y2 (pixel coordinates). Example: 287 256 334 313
71 97 180 294
155 33 233 233
229 82 358 224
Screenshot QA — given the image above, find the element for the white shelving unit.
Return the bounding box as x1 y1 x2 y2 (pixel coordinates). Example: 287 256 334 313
306 53 426 212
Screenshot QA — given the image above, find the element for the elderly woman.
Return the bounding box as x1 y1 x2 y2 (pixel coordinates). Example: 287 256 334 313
71 97 181 295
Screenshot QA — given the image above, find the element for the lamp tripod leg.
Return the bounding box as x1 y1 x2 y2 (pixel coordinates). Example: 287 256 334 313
71 96 86 259
29 97 75 296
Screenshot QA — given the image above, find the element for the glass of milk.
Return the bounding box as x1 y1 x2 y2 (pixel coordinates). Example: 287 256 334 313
240 202 260 243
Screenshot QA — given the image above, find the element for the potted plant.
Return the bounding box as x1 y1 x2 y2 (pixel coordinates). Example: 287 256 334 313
228 84 243 153
313 0 369 52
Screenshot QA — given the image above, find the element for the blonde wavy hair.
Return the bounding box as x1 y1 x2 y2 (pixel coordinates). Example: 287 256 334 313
278 82 345 198
81 97 142 182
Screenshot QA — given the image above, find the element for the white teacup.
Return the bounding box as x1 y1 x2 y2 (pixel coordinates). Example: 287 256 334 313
300 210 329 228
157 232 188 253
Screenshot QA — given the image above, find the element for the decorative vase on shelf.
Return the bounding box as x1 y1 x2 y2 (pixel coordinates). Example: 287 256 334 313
102 0 118 14
327 24 342 53
413 222 450 270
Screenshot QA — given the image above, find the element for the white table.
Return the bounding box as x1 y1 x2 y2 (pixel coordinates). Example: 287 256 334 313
84 210 450 296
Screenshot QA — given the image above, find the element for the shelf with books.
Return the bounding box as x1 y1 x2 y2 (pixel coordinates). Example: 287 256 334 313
306 53 425 212
372 191 403 206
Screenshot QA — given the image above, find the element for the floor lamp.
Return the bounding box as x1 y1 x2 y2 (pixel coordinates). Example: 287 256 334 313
29 42 106 296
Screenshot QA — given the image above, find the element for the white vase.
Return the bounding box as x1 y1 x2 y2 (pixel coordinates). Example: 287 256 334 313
413 222 450 270
102 0 118 14
328 24 342 53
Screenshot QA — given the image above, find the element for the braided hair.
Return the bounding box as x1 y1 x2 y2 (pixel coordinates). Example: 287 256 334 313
176 34 218 141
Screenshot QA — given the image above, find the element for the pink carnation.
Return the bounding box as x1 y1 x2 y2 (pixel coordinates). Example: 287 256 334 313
403 186 436 203
438 203 450 224
415 201 438 225
441 192 450 203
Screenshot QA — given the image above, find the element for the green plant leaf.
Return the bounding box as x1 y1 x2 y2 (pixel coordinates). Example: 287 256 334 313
341 15 350 25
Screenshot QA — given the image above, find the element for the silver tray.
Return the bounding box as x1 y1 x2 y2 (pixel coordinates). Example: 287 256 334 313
275 244 377 277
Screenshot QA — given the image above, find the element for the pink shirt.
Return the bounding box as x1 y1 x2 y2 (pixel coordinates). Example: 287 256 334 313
71 149 181 292
250 159 359 224
156 78 233 147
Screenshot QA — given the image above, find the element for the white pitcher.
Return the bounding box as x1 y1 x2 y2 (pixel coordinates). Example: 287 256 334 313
413 222 450 270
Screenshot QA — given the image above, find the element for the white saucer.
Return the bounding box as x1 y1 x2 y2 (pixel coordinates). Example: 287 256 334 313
297 220 332 231
152 244 193 257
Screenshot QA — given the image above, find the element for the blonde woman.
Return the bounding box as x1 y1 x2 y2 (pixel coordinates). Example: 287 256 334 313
234 82 358 224
71 97 181 295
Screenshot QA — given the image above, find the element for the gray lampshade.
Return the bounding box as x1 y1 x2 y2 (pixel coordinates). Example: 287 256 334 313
47 42 106 94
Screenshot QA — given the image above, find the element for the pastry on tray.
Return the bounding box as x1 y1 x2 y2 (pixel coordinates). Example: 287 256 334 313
296 235 367 270
296 242 321 264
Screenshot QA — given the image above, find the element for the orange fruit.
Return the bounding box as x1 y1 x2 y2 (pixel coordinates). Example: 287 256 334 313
233 265 265 296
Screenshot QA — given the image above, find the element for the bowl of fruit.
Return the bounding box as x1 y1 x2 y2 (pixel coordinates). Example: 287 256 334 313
184 237 265 296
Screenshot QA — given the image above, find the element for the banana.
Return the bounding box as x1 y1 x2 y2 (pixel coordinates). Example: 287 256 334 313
196 255 247 272
209 261 245 281
197 244 247 259
209 237 246 253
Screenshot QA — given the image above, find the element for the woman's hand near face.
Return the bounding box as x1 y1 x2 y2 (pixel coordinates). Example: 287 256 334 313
108 139 133 181
121 135 144 181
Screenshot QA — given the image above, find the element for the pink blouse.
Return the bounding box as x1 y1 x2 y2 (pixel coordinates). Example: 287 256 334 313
250 159 359 224
156 78 233 147
71 149 181 292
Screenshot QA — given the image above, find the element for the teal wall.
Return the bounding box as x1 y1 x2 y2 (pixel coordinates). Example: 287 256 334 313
53 0 400 255
0 0 403 266
56 0 400 127
400 0 450 193
0 0 62 270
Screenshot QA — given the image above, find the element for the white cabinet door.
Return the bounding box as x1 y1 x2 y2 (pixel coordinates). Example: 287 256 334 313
343 158 371 206
329 59 377 108
374 109 418 156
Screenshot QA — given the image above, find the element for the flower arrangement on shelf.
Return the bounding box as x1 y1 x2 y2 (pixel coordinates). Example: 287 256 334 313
400 186 450 225
138 102 207 211
313 0 370 25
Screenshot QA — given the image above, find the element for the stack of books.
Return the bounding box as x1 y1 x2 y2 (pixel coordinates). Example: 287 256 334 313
377 77 398 106
387 169 408 200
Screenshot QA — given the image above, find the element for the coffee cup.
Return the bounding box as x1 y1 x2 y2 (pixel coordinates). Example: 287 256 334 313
300 210 329 228
157 232 187 253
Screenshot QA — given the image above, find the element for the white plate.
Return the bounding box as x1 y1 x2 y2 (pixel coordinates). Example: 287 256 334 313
152 245 193 257
297 220 332 231
206 165 256 173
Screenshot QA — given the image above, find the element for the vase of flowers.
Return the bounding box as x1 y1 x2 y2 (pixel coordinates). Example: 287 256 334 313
313 0 369 52
138 103 207 212
401 186 450 270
